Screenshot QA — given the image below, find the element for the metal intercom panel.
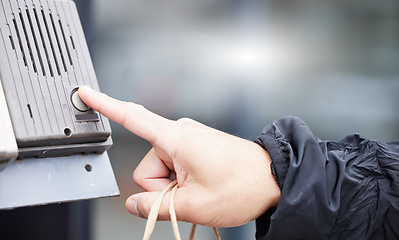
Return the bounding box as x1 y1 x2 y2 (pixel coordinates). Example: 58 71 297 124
0 0 111 159
0 0 119 209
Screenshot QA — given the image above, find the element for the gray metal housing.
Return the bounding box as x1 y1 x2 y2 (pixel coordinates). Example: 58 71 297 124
0 0 119 209
0 0 112 159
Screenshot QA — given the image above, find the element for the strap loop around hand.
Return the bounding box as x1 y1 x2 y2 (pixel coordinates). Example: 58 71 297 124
141 180 221 240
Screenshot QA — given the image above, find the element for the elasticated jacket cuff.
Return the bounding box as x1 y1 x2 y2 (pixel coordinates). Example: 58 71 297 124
253 116 399 240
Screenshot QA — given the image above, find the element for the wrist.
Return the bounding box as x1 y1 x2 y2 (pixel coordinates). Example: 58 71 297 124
252 143 281 211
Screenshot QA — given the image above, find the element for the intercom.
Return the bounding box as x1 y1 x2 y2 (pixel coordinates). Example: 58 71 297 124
0 0 119 209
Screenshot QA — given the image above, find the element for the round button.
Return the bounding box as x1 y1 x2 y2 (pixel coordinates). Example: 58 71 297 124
71 89 90 112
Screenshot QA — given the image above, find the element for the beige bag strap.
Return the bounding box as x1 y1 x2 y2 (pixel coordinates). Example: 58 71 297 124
142 180 221 240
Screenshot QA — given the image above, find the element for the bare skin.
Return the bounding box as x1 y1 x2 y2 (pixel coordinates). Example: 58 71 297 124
78 86 280 228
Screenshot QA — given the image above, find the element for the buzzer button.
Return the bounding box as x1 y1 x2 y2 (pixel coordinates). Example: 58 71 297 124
71 89 90 112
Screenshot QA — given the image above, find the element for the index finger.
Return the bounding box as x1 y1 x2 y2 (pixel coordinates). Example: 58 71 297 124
78 86 172 143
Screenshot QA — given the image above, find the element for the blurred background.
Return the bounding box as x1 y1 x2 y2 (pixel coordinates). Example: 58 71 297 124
91 0 399 239
1 0 399 239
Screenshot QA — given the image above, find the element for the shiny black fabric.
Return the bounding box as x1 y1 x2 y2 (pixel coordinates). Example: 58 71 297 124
254 116 399 240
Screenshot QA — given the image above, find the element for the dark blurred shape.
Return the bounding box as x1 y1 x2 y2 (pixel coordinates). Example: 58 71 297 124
74 0 94 49
0 201 90 240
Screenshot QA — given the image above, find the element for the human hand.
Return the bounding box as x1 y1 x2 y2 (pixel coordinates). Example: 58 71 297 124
78 86 280 228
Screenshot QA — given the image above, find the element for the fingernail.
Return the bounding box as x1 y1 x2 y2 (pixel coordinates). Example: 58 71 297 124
127 199 139 216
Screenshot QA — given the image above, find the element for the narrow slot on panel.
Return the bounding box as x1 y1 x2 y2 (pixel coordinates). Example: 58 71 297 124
27 104 33 118
26 8 45 76
34 8 51 77
59 20 73 66
50 13 67 72
12 17 28 67
70 36 75 49
9 35 15 49
41 9 60 76
19 11 37 73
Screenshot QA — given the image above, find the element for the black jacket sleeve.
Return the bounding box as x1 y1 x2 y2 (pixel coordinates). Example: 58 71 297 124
254 116 399 240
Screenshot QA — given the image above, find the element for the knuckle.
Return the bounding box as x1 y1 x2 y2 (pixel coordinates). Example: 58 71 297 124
175 117 198 138
168 118 195 158
176 117 196 126
132 169 142 186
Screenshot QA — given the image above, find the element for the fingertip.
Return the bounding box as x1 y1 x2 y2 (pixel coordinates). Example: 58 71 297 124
77 85 114 115
126 196 139 216
78 85 91 91
78 85 93 96
78 85 96 104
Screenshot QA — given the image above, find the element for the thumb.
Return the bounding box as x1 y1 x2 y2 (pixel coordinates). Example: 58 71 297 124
126 187 206 224
126 191 173 221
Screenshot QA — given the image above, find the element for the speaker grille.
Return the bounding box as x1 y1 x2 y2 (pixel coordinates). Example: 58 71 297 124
9 4 75 77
